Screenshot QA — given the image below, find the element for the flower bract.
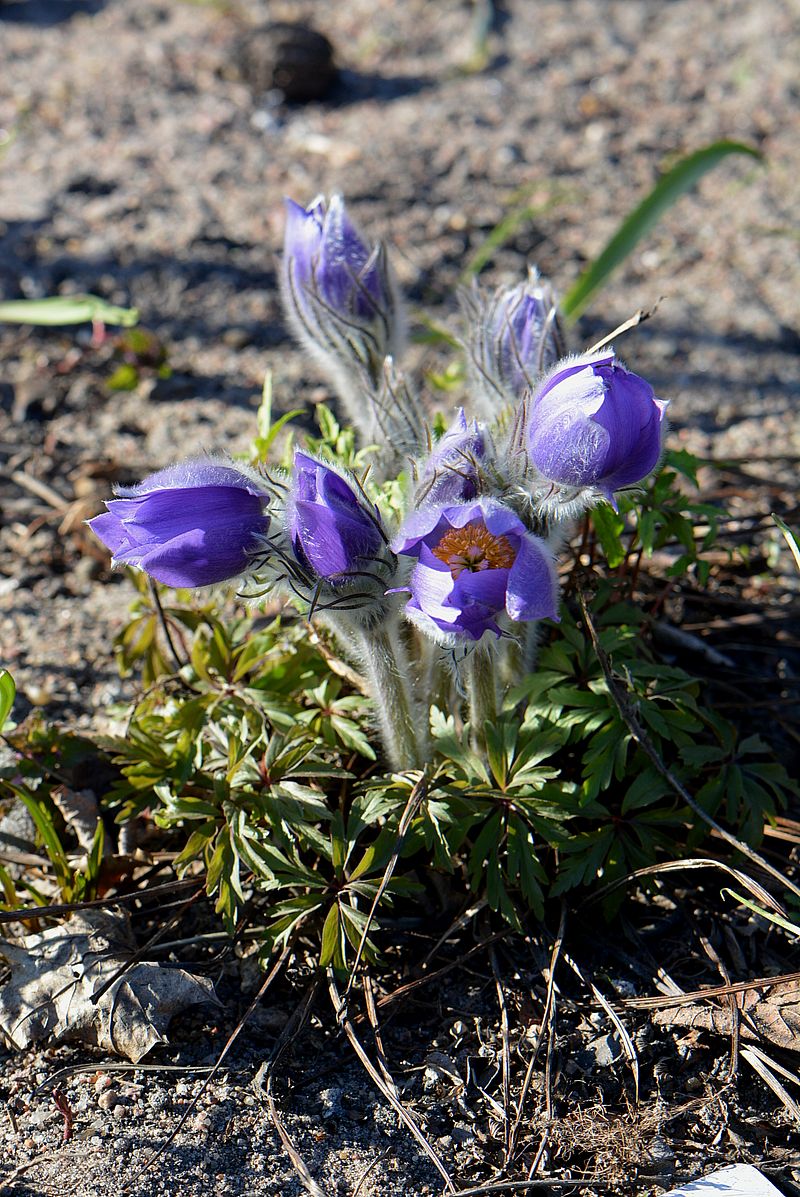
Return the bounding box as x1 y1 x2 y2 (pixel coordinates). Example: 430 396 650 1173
284 194 385 323
417 409 486 505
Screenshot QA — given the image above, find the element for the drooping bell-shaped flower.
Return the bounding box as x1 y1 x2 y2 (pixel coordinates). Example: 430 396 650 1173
526 350 667 507
461 267 564 418
415 409 487 506
392 499 559 643
288 451 389 589
281 195 404 395
88 459 270 588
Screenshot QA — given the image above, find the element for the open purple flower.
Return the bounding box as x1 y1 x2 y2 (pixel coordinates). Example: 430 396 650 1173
417 409 486 505
527 351 667 504
288 451 385 584
392 499 559 642
88 460 270 588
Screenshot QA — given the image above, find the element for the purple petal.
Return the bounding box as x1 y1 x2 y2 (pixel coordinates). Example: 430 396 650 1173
132 518 267 588
408 561 461 626
505 536 559 622
451 567 509 616
89 480 269 587
284 196 325 287
528 352 666 492
86 511 130 555
107 486 264 541
293 499 382 578
420 409 485 504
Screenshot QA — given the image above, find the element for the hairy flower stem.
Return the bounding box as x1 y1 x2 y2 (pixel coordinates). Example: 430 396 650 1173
466 647 498 752
358 624 424 770
331 618 424 771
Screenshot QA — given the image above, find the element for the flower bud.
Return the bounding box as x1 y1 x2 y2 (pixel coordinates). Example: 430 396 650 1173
88 460 270 588
281 195 404 395
392 499 559 644
461 268 564 417
526 351 667 506
278 452 400 623
416 409 487 506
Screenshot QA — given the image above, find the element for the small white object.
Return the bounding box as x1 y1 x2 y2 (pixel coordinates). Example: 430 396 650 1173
664 1165 784 1197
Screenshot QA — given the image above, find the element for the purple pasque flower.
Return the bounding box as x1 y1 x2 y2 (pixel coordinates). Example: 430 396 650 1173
462 268 564 415
417 409 487 505
392 499 559 643
88 459 270 588
526 351 667 505
281 194 403 392
288 451 385 584
284 194 384 323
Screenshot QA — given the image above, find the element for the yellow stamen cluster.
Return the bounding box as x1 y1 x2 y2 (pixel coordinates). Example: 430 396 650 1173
433 521 516 579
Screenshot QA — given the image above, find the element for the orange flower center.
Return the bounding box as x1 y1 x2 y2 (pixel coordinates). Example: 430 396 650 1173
432 521 516 579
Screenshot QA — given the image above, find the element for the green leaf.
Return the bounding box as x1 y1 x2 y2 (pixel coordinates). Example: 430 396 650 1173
106 363 139 391
0 670 15 730
319 903 341 968
0 295 139 327
561 140 763 318
591 502 627 568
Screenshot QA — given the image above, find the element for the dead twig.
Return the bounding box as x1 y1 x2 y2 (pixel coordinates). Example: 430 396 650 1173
619 968 800 1010
489 943 513 1163
89 884 207 1005
328 970 458 1194
0 877 200 925
362 973 399 1101
508 906 566 1167
253 978 329 1197
561 949 640 1105
577 856 785 916
740 1045 800 1124
352 1148 392 1197
449 1180 613 1195
585 301 663 355
699 932 740 1081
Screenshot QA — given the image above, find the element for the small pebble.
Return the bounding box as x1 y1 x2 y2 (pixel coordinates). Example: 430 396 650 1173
113 1103 127 1120
97 1090 117 1111
94 1076 112 1094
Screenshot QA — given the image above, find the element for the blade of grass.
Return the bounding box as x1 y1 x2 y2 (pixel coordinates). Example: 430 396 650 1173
722 888 800 938
773 513 800 572
0 295 139 327
561 139 763 320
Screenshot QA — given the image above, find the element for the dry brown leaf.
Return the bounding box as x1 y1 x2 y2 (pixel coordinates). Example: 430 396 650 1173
653 980 800 1051
0 908 219 1062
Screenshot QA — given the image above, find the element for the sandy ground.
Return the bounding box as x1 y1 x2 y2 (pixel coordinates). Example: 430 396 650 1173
1 1 799 1193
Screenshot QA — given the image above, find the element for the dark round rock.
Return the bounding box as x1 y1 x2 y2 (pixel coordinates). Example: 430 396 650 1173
237 21 337 103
